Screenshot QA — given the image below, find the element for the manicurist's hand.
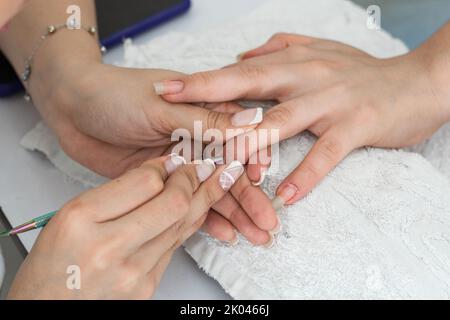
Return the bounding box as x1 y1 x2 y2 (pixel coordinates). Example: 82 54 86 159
8 155 244 299
0 0 279 248
159 28 450 207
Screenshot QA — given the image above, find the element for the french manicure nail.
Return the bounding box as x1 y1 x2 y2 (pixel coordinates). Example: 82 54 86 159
270 216 282 235
264 233 275 249
153 80 184 95
196 159 216 182
251 168 268 187
220 161 244 191
228 231 239 246
231 107 263 127
164 153 187 174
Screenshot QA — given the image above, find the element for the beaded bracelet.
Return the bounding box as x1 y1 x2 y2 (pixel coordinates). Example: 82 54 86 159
22 22 106 101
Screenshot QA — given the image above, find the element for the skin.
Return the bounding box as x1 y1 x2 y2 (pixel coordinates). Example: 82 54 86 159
8 156 236 299
0 0 26 27
0 0 278 246
160 25 450 206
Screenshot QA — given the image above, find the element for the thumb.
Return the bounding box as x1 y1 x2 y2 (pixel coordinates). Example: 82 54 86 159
166 103 263 143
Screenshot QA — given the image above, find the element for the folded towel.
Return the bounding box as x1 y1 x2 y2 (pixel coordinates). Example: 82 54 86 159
21 0 450 299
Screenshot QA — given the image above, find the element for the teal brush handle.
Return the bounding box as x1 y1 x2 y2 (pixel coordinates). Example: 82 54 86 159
34 210 58 228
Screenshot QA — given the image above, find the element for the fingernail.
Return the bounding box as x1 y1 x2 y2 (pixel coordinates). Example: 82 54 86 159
165 153 187 174
231 108 263 127
271 196 285 211
264 233 275 249
196 159 216 182
271 184 299 211
153 80 184 95
251 168 268 187
270 216 282 235
220 161 244 191
277 183 299 204
227 230 239 246
236 52 245 61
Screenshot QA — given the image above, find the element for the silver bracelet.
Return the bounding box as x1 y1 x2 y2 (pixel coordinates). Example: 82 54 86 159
22 22 106 101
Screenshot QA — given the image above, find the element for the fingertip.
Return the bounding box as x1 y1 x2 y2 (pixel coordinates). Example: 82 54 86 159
275 183 301 206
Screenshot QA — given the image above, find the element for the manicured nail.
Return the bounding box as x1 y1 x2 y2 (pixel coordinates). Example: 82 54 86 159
228 231 239 246
264 233 275 249
278 183 299 203
231 108 263 127
271 196 285 211
270 216 282 235
196 159 216 182
153 80 184 95
164 153 187 174
220 161 244 191
271 184 299 210
251 168 268 187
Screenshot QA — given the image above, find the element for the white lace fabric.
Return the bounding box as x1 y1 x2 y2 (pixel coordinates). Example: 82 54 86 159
21 0 450 299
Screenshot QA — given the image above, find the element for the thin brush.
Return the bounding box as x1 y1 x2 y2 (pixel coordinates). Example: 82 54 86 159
0 210 58 237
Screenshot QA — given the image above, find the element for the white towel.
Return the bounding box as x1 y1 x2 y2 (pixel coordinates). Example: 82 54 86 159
21 0 450 299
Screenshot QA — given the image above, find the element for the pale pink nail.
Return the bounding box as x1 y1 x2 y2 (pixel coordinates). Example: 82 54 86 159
164 153 186 174
251 168 268 187
272 183 299 210
264 233 275 249
270 216 282 235
153 80 184 95
231 107 263 127
196 159 216 182
228 230 239 246
219 161 244 191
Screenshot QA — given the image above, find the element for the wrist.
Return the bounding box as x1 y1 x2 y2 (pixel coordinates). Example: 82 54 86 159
27 29 103 128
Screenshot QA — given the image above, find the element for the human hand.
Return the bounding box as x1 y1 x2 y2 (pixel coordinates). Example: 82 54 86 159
39 62 278 247
8 155 244 299
157 33 450 207
39 63 261 178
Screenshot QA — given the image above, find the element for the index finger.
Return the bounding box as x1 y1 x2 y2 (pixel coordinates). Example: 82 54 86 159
68 155 184 223
157 64 289 104
114 160 216 248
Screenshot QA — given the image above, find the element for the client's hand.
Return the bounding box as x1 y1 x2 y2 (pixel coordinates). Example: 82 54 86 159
41 64 255 178
8 155 242 299
157 32 450 207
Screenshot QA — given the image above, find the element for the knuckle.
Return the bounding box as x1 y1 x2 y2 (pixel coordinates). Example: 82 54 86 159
206 111 225 130
169 218 187 242
58 199 90 228
237 64 268 80
135 167 165 193
316 137 344 163
191 71 216 87
264 104 294 128
182 167 200 192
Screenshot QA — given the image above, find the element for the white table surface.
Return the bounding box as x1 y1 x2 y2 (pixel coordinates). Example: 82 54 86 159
0 0 269 299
